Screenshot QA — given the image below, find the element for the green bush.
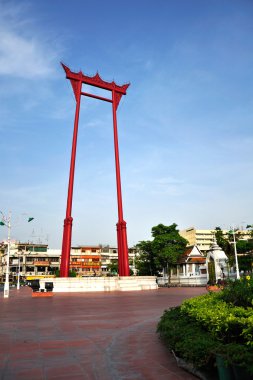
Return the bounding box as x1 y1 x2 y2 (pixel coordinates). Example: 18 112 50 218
180 293 253 346
157 283 253 375
219 276 253 308
217 343 253 375
157 307 219 369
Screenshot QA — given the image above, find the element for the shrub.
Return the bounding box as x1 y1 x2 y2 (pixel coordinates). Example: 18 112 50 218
217 343 253 375
157 288 253 375
157 307 219 369
180 293 253 346
219 275 253 308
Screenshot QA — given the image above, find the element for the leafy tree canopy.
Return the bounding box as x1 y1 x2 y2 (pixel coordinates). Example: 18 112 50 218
236 240 253 254
215 227 253 267
215 227 234 265
152 223 188 268
107 262 118 275
135 240 160 276
136 223 188 279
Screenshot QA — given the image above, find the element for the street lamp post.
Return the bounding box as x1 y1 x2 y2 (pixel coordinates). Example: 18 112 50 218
220 264 224 280
0 211 11 298
0 212 34 297
231 227 240 280
17 251 22 290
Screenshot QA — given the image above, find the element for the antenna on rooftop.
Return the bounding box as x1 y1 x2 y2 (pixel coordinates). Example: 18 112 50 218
30 228 48 244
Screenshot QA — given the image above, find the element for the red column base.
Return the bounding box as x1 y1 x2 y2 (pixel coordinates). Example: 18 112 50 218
60 216 73 277
117 220 130 276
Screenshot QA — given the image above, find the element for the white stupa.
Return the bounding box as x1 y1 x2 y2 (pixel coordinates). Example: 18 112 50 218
206 238 229 282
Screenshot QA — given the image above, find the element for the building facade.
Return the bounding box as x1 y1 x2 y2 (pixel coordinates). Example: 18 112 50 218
100 246 137 275
70 246 101 276
0 241 60 282
180 227 251 253
0 242 138 282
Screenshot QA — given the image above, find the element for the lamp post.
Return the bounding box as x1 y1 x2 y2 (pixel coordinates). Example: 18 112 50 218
0 211 11 298
0 212 34 297
220 264 224 280
230 227 240 280
17 251 22 290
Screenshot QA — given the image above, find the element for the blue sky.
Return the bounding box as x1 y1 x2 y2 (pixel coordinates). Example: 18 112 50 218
0 0 252 248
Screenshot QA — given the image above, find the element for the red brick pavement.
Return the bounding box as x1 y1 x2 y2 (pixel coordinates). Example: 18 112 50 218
0 286 207 380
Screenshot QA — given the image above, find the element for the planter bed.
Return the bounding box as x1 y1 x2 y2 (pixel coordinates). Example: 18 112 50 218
157 277 253 379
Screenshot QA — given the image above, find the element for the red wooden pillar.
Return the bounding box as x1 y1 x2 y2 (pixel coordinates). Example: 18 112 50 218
60 78 82 277
112 90 129 276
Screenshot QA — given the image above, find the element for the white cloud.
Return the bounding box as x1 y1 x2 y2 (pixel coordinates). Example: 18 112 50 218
0 30 56 78
0 2 60 79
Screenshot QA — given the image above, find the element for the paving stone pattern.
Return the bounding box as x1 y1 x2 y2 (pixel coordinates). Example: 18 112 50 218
0 287 206 380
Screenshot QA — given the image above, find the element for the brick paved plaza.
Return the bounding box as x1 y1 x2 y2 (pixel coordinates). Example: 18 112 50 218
0 287 206 380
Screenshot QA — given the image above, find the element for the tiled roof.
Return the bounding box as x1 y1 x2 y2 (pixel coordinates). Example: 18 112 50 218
187 257 206 264
178 245 206 264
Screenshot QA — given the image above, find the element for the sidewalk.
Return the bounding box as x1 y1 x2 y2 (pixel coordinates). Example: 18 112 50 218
0 287 206 380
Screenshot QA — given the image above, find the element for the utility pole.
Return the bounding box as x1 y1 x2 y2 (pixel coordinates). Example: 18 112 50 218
0 212 34 297
1 212 12 298
231 227 240 280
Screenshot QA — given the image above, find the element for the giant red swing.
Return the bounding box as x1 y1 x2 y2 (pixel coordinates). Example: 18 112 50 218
59 63 130 277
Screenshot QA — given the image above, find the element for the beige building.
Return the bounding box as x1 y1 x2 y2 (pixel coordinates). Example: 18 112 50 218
100 246 137 275
0 241 60 282
180 227 252 253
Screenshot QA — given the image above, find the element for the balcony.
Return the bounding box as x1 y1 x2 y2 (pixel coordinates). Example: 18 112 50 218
34 261 50 266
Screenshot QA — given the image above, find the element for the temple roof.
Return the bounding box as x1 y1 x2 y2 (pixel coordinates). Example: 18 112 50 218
178 245 206 264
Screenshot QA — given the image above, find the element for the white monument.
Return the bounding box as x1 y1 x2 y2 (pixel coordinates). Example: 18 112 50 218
206 238 228 283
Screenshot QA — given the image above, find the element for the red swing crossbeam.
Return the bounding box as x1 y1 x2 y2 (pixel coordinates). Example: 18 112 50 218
81 91 112 103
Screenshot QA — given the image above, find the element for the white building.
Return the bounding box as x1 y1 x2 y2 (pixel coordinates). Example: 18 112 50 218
157 246 208 286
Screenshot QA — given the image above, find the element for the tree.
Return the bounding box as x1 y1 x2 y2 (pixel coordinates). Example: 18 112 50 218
135 240 160 276
151 223 188 283
215 227 253 270
214 227 234 267
55 269 77 277
136 223 188 282
215 227 227 249
236 240 253 272
246 224 253 239
107 261 118 275
236 240 253 254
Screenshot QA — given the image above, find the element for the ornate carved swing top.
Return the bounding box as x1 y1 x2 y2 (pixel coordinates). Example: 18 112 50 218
61 63 129 109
